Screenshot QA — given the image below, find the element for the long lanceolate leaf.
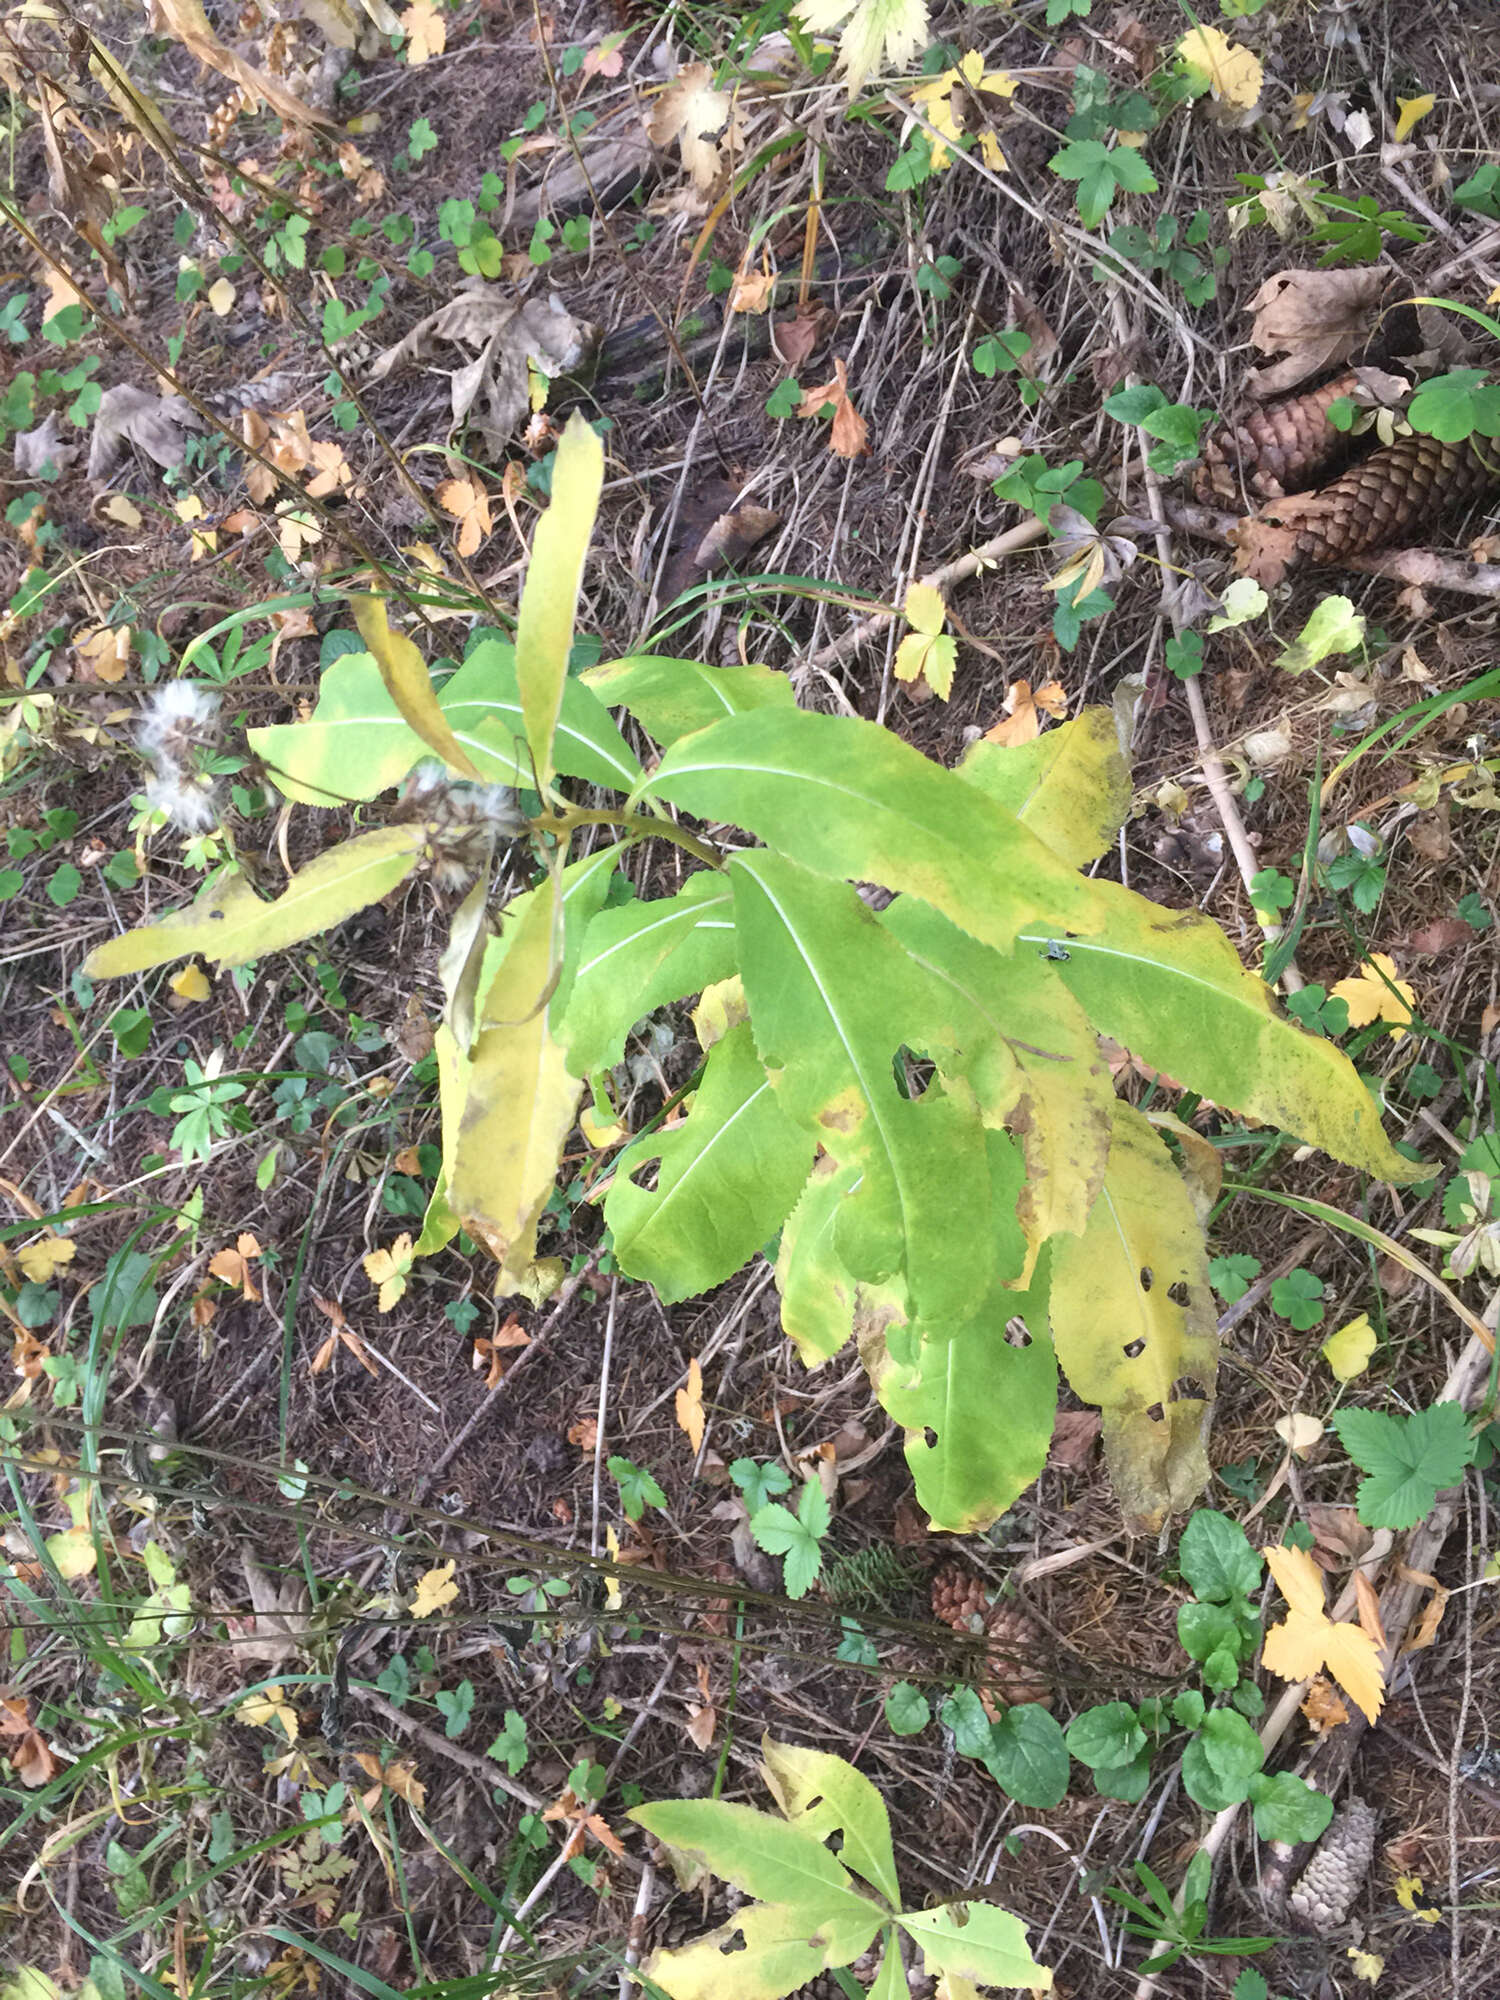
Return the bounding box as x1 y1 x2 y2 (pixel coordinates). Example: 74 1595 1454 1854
730 850 995 1333
83 825 426 976
514 411 604 794
352 593 480 778
248 640 641 806
1017 879 1419 1182
645 708 1102 955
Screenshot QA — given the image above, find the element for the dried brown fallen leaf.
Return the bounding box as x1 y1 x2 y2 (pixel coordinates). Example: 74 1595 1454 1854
89 384 199 480
984 678 1067 746
646 60 741 192
797 358 869 458
149 0 332 127
14 414 79 477
773 313 822 371
1229 511 1303 588
691 502 780 576
1405 916 1472 956
1246 267 1386 399
436 469 493 558
209 1232 263 1301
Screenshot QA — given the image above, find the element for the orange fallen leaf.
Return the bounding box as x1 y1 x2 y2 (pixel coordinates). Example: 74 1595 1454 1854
797 358 869 458
984 678 1067 747
436 471 493 558
1261 1541 1385 1723
309 1292 378 1377
472 1315 530 1389
209 1232 262 1301
674 1356 705 1454
399 0 445 62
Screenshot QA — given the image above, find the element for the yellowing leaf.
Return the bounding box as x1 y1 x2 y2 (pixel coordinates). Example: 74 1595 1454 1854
1323 1310 1378 1382
893 629 957 700
1395 1874 1442 1924
675 1356 705 1454
352 594 481 778
1331 953 1416 1041
794 0 931 97
1347 1947 1384 1983
903 581 947 637
1050 1103 1219 1529
436 471 493 560
18 1237 75 1283
409 1558 458 1618
207 277 236 316
514 411 604 795
1393 93 1434 142
910 52 1015 170
399 0 445 61
1260 1541 1385 1723
363 1232 413 1312
45 1525 97 1578
691 975 748 1051
170 963 211 1003
1177 25 1263 110
241 1686 299 1740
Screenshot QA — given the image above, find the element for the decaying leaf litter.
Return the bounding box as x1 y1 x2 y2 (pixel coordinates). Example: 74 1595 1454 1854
2 0 1500 1992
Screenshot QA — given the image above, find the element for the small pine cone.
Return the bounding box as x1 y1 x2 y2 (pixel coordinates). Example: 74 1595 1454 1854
1258 432 1497 566
932 1563 988 1632
1195 372 1362 504
1287 1796 1378 1932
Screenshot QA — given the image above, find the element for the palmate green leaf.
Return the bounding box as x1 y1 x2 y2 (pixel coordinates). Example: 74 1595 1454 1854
559 869 736 1077
604 1021 816 1303
955 707 1131 870
775 1154 862 1365
249 640 641 807
880 899 1113 1259
859 1222 1057 1533
84 826 425 977
514 411 603 793
896 1901 1052 1992
759 1736 899 1908
1017 879 1419 1183
730 851 994 1332
581 654 795 746
645 708 1102 958
1049 1102 1219 1530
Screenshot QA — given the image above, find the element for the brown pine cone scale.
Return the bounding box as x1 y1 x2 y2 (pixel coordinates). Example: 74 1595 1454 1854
1196 371 1362 504
1263 432 1497 564
1287 1796 1378 1931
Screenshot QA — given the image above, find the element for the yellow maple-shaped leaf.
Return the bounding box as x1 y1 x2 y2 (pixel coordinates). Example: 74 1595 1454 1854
675 1357 705 1454
362 1232 413 1312
170 963 211 1003
436 471 493 559
1393 93 1434 142
1330 952 1416 1040
910 51 1015 170
1177 24 1263 110
409 1558 459 1618
399 0 445 62
18 1236 76 1284
1322 1310 1378 1382
1260 1541 1385 1723
794 0 931 98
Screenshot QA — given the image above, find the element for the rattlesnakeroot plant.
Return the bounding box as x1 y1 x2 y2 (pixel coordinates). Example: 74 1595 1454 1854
90 414 1417 1531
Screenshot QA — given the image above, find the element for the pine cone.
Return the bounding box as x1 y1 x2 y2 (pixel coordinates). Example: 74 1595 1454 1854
1257 433 1495 564
1196 371 1362 504
1287 1796 1378 1931
931 1566 1051 1709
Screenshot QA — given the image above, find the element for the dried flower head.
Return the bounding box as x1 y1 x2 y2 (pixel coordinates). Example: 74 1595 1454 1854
145 771 221 833
138 681 222 763
398 763 525 891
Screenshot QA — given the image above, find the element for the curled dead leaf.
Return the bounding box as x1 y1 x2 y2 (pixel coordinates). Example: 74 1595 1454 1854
1246 267 1386 399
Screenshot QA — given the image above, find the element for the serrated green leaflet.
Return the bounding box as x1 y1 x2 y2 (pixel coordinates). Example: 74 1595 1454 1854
83 825 426 976
1017 879 1419 1182
559 869 735 1076
249 641 641 806
646 708 1102 955
581 653 795 744
759 1736 899 1907
605 1021 816 1303
731 851 993 1332
896 1902 1053 1990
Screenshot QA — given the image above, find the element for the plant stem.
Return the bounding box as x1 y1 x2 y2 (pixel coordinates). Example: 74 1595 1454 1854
541 807 722 870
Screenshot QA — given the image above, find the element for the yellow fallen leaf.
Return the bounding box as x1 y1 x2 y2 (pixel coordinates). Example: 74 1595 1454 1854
579 1096 628 1149
46 1525 98 1578
1177 24 1263 110
170 963 211 1003
436 471 493 559
602 1524 623 1611
409 1558 458 1618
174 493 217 560
1261 1540 1385 1723
1394 1873 1441 1924
1274 1411 1322 1457
1331 953 1416 1040
18 1236 76 1284
241 1686 298 1740
207 276 236 315
362 1232 413 1312
399 0 445 61
1347 1946 1384 1983
73 624 132 683
675 1356 705 1455
1393 93 1434 142
1323 1310 1378 1382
